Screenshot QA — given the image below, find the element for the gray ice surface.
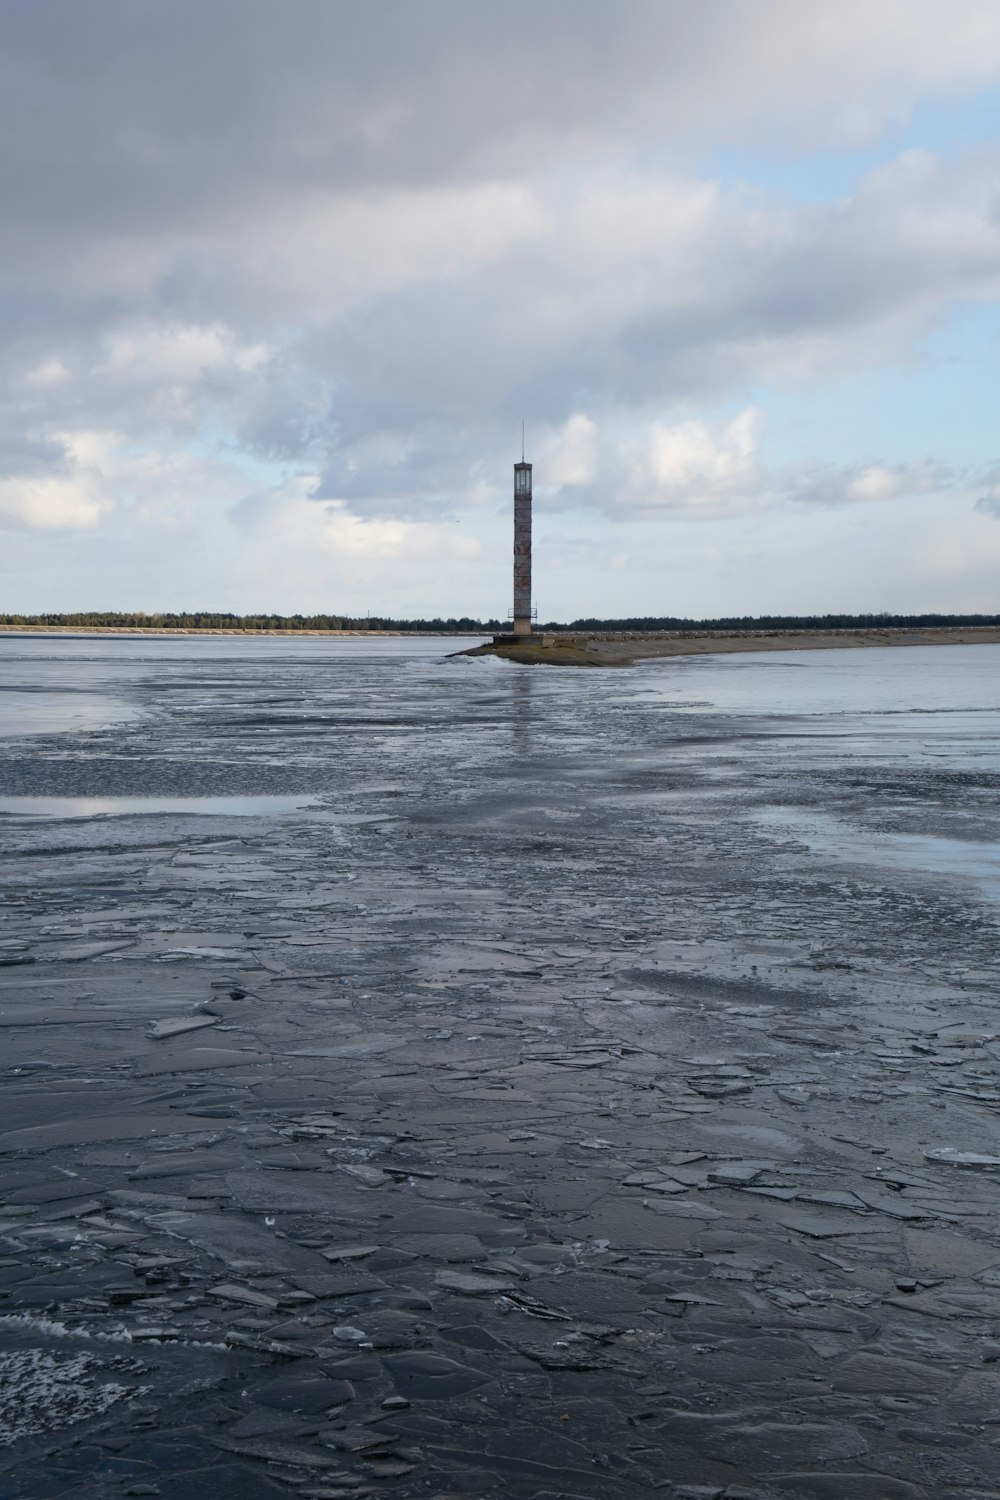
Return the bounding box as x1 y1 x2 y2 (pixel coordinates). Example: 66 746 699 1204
1 633 1000 1500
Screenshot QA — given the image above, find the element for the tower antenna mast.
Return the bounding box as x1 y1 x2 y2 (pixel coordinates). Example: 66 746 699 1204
521 420 525 463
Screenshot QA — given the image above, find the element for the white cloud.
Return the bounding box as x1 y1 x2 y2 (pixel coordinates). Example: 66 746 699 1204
539 415 599 487
23 358 69 389
787 458 954 508
645 409 764 509
97 323 268 381
0 471 109 530
0 427 123 531
0 477 104 530
542 409 974 521
576 407 771 519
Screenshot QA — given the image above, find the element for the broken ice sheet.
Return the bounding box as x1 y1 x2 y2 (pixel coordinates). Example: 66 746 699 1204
5 633 1000 1495
642 1198 724 1219
148 1015 218 1039
923 1148 1000 1170
434 1269 517 1294
207 1283 280 1310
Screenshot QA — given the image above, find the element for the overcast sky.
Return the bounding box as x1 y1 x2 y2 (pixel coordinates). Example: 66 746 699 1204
3 0 1000 619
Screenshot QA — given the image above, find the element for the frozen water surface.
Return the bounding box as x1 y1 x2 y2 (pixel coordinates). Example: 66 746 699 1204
0 688 142 737
0 794 319 818
637 640 1000 716
758 804 1000 899
1 631 1000 1499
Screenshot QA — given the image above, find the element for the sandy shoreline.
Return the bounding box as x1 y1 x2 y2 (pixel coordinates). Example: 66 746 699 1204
0 625 479 638
461 625 1000 666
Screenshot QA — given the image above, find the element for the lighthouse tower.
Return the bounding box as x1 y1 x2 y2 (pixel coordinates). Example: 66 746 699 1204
512 455 533 638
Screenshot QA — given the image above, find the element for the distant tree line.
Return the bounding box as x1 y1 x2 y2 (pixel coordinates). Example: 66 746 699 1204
1 610 999 633
556 612 1000 631
0 611 505 632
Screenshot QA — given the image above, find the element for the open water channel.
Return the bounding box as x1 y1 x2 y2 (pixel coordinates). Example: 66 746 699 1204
1 633 999 1500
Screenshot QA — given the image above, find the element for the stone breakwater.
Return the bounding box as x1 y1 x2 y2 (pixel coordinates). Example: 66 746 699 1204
460 625 1000 666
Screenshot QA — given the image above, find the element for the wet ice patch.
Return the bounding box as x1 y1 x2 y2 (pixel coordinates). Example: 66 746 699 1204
0 794 318 817
757 805 1000 897
0 687 141 738
0 1348 130 1444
